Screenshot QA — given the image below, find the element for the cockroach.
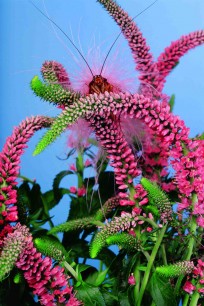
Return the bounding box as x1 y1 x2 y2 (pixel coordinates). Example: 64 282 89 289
31 0 158 96
88 75 113 94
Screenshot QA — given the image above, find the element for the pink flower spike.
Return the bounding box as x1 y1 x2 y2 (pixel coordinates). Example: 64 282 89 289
197 216 204 228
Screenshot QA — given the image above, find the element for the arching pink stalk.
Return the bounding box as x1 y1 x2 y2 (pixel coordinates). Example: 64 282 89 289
153 30 204 93
89 115 140 203
0 116 52 224
98 0 155 87
41 60 72 89
1 223 81 306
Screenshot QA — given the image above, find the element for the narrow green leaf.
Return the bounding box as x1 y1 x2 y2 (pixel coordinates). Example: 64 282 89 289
168 94 175 112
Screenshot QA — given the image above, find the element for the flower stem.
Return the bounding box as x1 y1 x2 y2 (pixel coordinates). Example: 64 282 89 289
77 150 84 187
63 261 79 281
136 224 167 306
175 193 198 294
161 243 167 265
189 291 200 306
134 257 141 302
182 294 190 306
138 216 159 229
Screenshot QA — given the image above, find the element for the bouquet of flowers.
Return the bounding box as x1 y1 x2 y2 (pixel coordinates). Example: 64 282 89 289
0 1 204 305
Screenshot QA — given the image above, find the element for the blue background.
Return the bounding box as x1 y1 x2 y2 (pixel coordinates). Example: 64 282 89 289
1 0 204 224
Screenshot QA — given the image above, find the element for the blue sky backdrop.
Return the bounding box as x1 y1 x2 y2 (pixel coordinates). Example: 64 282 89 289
1 0 204 224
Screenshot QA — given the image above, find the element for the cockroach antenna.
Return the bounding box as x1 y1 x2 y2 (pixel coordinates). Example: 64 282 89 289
30 1 94 77
99 0 159 76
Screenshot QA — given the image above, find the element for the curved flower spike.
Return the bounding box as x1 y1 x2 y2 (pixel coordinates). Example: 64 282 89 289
49 196 120 235
141 177 172 222
10 223 81 306
31 75 80 106
41 60 71 89
156 261 194 278
0 116 52 224
33 90 191 199
90 211 139 258
0 223 29 281
97 0 155 81
153 30 204 93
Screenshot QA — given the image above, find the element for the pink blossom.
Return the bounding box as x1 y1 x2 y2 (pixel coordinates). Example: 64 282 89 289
70 186 77 194
183 281 196 294
84 159 92 167
198 288 204 294
77 186 86 197
128 274 136 285
132 207 142 216
197 216 204 228
128 229 136 237
70 164 77 171
154 30 204 94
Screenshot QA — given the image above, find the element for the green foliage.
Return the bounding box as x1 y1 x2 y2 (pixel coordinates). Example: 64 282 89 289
149 273 177 306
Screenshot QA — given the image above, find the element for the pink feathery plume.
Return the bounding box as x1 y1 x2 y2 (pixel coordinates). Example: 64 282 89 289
67 118 93 150
0 116 52 224
153 30 204 94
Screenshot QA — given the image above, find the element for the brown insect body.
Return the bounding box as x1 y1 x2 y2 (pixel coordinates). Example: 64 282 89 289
88 75 113 94
88 75 118 122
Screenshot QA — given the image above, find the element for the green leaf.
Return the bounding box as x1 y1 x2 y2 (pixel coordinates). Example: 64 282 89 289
85 268 108 286
101 290 118 306
53 170 74 190
30 183 43 213
98 171 117 202
168 94 175 112
149 273 177 306
42 188 69 210
76 282 106 306
77 264 92 274
118 292 131 306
